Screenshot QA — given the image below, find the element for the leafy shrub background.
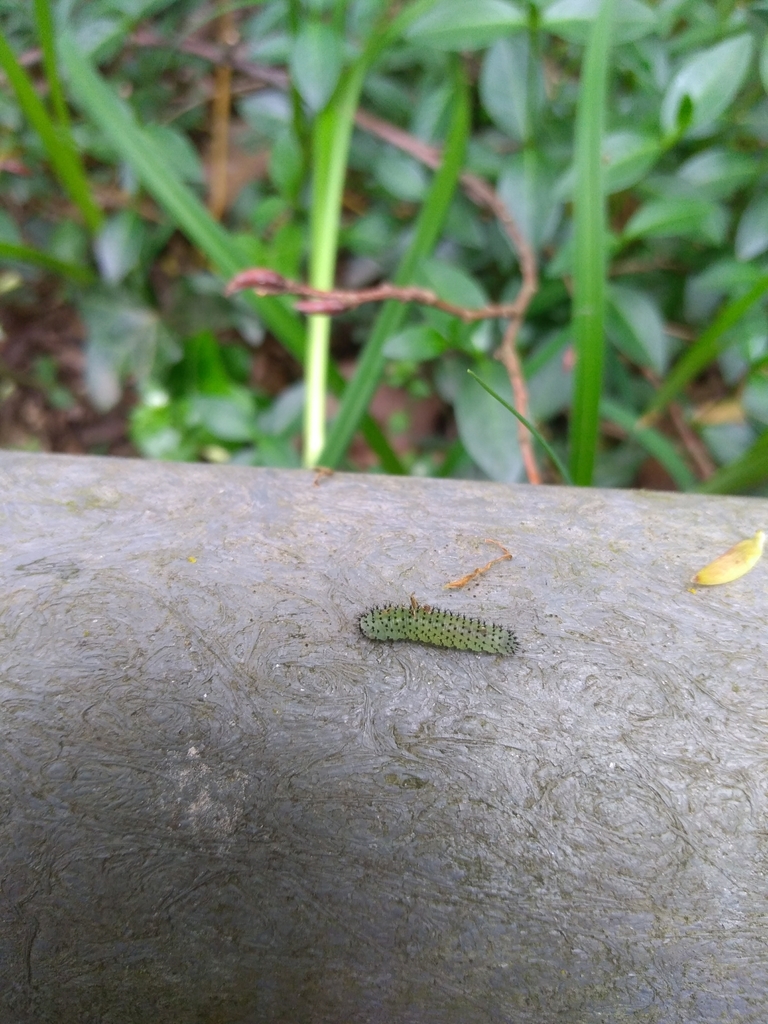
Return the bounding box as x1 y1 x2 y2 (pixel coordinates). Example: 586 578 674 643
2 0 768 493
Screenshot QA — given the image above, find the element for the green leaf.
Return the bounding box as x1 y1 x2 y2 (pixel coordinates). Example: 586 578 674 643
684 259 766 324
542 0 656 44
81 292 172 411
479 35 544 143
374 150 429 201
456 361 523 482
306 56 369 464
735 193 768 262
647 274 768 416
717 307 768 385
383 325 448 361
622 197 727 246
466 368 573 483
404 0 525 51
33 0 70 128
527 350 573 422
558 131 662 199
131 403 196 461
189 390 257 443
94 211 145 285
700 422 757 467
601 131 661 194
600 398 696 490
420 258 487 310
661 35 754 139
269 127 304 200
143 124 205 185
760 33 768 96
697 430 768 495
678 148 756 200
178 330 232 395
606 283 671 374
742 374 768 426
0 27 102 233
498 150 562 251
0 211 21 245
258 382 305 436
0 240 94 283
289 22 344 113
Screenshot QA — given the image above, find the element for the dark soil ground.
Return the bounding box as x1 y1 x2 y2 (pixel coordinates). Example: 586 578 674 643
0 281 136 456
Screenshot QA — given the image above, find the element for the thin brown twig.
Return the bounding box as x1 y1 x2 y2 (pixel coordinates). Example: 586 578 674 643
226 267 528 321
667 402 716 480
639 367 715 481
497 318 542 483
312 466 334 486
444 539 512 589
131 29 290 90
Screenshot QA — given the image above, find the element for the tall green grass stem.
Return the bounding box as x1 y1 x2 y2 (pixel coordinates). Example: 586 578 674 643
646 275 768 418
0 29 102 233
600 398 696 491
569 0 613 485
0 241 94 283
320 60 470 468
302 0 446 467
697 431 768 494
304 62 367 466
33 0 70 128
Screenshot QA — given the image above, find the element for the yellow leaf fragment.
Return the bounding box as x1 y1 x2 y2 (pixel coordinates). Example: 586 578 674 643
693 530 765 586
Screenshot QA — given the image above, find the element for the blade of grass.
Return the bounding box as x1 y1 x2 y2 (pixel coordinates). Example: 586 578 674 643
600 398 696 491
569 0 613 486
320 59 470 469
468 370 573 485
0 240 94 283
0 28 102 233
696 431 768 495
60 34 295 330
302 0 445 467
644 275 768 420
58 35 404 472
305 59 368 466
33 0 70 128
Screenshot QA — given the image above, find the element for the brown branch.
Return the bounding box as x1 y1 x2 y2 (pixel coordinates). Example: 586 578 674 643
226 268 528 321
668 402 716 480
497 318 542 484
639 367 715 481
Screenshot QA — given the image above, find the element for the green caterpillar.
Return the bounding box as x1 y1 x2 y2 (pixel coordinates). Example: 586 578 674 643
359 603 518 655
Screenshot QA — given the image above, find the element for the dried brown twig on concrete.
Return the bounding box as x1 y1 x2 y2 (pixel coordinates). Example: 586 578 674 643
444 540 512 589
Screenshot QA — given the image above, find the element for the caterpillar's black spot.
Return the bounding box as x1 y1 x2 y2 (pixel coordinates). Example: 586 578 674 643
359 604 518 655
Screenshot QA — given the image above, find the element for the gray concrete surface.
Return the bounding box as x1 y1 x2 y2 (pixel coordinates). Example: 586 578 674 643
1 451 767 1023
